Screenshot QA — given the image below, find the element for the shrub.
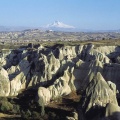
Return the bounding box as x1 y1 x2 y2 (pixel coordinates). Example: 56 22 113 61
0 97 7 101
32 111 49 120
38 98 45 116
21 109 31 119
12 104 20 114
32 111 40 119
48 112 57 120
0 101 13 113
32 111 44 120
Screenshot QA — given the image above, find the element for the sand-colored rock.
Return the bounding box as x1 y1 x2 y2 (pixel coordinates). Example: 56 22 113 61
37 87 51 105
105 103 120 120
0 67 10 96
80 72 118 113
0 44 120 103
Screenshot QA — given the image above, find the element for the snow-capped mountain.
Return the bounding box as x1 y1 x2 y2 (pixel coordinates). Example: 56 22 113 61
46 21 75 29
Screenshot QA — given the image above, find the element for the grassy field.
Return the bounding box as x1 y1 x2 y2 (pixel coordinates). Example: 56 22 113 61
0 38 120 51
21 39 120 47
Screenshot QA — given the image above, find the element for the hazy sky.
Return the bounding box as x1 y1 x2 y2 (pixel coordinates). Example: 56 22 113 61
0 0 120 30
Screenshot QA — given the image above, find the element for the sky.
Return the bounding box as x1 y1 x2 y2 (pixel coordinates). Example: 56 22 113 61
0 0 120 30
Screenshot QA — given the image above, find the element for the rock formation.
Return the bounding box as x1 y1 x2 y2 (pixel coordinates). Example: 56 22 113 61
79 72 118 119
0 43 120 119
105 103 120 120
0 67 10 96
81 72 118 111
0 44 119 95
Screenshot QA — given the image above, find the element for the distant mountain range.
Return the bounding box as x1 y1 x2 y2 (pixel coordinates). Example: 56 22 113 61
0 21 120 32
0 26 10 31
0 26 31 32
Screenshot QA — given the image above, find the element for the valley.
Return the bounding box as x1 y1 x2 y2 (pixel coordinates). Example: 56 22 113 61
0 36 120 119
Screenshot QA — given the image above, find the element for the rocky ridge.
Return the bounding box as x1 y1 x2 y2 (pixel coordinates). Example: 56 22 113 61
0 44 120 119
